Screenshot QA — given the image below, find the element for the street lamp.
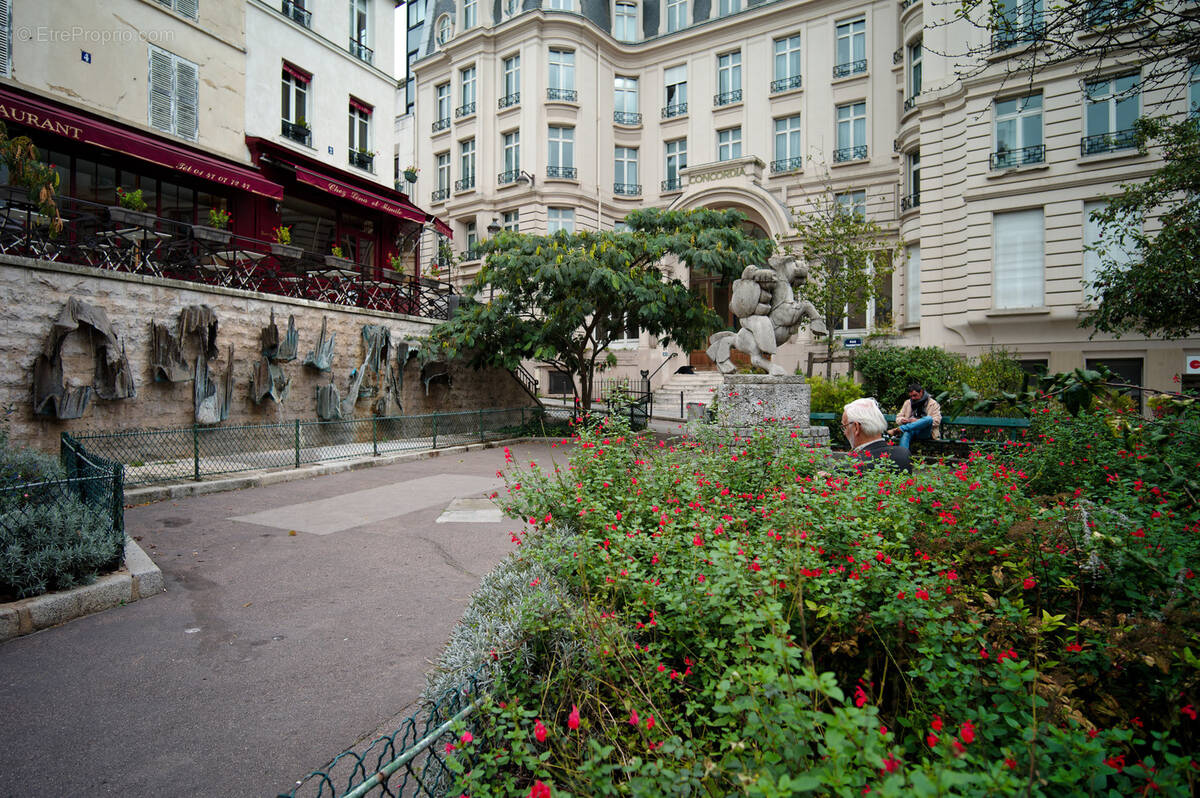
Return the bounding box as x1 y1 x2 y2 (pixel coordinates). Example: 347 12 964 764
486 217 501 237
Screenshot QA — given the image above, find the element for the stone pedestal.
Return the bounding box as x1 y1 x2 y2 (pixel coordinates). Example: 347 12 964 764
709 374 830 443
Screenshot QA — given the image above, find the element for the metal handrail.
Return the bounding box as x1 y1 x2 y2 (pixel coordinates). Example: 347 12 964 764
832 59 867 78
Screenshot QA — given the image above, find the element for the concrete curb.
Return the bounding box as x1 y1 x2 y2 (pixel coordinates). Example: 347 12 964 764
0 537 164 644
124 437 534 505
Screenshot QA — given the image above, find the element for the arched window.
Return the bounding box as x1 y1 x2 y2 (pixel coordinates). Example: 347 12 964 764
436 14 453 45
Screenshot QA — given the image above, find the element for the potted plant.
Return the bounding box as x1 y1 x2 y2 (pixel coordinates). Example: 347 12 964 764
324 244 357 271
389 252 406 278
192 207 233 245
270 225 303 260
110 187 156 227
403 164 419 183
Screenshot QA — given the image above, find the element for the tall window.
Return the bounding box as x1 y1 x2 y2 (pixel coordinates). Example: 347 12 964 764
409 0 427 26
716 51 741 105
502 210 520 231
459 138 476 190
465 221 478 258
666 0 687 32
1191 63 1200 116
349 0 372 63
772 34 802 92
904 151 920 209
905 245 921 323
549 49 576 98
718 0 741 15
548 125 575 176
834 18 866 77
992 93 1042 168
664 65 687 117
148 46 199 141
1084 73 1139 154
1083 200 1138 299
717 127 742 161
502 131 520 177
993 208 1044 309
836 190 866 217
908 39 922 100
548 207 575 233
435 82 451 127
462 0 477 28
502 55 520 105
348 101 372 168
458 66 477 116
436 15 452 44
614 76 639 124
772 115 801 172
993 0 1044 48
614 1 638 41
835 101 867 161
281 66 310 144
615 146 639 194
664 138 687 190
436 152 451 193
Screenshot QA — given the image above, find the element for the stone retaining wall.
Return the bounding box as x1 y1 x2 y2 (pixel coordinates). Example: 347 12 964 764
0 255 534 451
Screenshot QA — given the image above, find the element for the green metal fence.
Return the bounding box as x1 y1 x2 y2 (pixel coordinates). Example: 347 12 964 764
278 669 487 798
72 407 551 487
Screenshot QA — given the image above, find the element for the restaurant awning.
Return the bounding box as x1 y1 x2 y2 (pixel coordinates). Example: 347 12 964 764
0 87 284 200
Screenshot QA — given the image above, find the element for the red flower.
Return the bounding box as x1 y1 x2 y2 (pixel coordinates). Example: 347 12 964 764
566 704 581 730
1005 757 1018 770
1022 577 1036 590
528 780 552 798
915 588 930 600
445 742 456 753
926 733 939 747
534 718 547 743
854 685 869 707
959 721 975 744
693 533 704 546
951 740 965 756
1183 704 1197 720
931 715 943 732
628 709 639 725
1066 642 1083 653
461 731 474 744
645 714 655 730
881 753 901 773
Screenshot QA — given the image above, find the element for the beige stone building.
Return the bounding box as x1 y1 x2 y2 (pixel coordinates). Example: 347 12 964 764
407 0 1199 400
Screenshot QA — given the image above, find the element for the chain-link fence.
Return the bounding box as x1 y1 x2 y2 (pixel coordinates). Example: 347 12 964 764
72 407 550 487
278 669 487 798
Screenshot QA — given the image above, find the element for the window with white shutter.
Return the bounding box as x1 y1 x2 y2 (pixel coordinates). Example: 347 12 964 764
993 209 1044 309
0 0 11 78
158 0 199 19
148 46 200 141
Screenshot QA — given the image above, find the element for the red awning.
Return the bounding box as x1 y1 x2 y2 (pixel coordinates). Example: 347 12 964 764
431 218 453 238
294 165 426 224
0 87 283 199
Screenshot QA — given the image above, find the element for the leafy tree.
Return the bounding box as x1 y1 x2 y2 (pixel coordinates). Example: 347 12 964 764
1082 116 1200 339
790 190 896 378
0 122 62 232
426 209 773 410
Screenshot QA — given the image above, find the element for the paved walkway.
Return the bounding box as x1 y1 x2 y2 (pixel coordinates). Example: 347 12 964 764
0 441 563 798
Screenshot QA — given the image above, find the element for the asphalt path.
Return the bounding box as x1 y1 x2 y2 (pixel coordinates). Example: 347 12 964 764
0 441 563 798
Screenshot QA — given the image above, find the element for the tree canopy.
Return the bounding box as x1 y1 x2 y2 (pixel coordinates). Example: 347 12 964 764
426 208 773 409
1082 116 1200 340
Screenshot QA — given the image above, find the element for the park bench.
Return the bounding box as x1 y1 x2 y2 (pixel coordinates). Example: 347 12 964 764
810 412 1030 458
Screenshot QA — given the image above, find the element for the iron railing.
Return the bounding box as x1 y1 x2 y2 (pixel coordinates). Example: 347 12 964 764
713 89 743 106
661 102 688 119
991 23 1045 51
282 0 311 26
903 95 918 113
498 92 520 109
613 111 642 125
900 0 919 10
74 408 545 487
661 177 682 191
349 39 374 64
546 88 578 102
430 187 450 203
348 150 374 171
614 182 641 196
454 175 476 191
0 186 456 321
281 120 312 146
431 117 450 133
770 156 803 174
770 74 802 93
546 166 577 179
834 145 868 162
455 102 476 118
833 59 867 78
1081 129 1138 156
900 192 920 211
990 144 1045 169
497 169 520 185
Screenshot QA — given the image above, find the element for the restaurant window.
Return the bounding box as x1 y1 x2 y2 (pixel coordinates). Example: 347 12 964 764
148 45 199 141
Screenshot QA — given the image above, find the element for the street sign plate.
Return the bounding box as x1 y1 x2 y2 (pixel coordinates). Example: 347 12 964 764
843 337 863 349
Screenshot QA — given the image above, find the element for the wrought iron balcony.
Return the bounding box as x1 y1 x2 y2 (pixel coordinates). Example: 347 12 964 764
990 144 1046 169
464 248 482 261
546 166 578 179
614 183 641 196
498 92 520 109
832 59 867 78
281 0 311 26
1081 129 1138 156
547 88 579 102
833 145 868 162
431 187 450 203
497 169 521 185
455 102 476 118
454 175 476 191
713 89 743 106
613 111 643 125
900 193 920 211
661 177 682 191
280 120 311 146
990 23 1045 51
349 39 374 64
349 150 374 170
770 74 802 93
903 95 918 113
900 0 919 10
1084 0 1136 26
661 102 688 119
432 117 450 133
770 156 803 174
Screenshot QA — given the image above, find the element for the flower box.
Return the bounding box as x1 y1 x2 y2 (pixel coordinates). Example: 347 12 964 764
192 225 233 245
324 254 359 272
108 206 156 228
270 243 304 260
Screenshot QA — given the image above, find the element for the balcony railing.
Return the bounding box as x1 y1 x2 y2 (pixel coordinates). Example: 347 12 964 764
833 145 868 162
770 74 802 93
546 166 578 179
613 111 642 125
1084 0 1137 26
431 187 450 203
498 92 520 109
464 248 482 261
349 39 374 64
832 59 867 78
713 89 743 106
614 182 641 196
770 156 803 174
661 177 682 191
903 95 918 113
454 175 476 191
432 117 450 133
547 88 579 102
900 193 920 211
498 169 521 185
661 102 688 119
900 0 919 10
0 186 457 320
990 23 1045 51
990 144 1046 169
348 150 374 170
280 120 311 146
281 0 311 26
1081 129 1138 156
455 102 476 118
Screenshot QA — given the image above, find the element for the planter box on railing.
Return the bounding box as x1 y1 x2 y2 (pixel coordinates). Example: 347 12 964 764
324 255 359 272
271 242 304 260
192 225 232 245
108 206 156 228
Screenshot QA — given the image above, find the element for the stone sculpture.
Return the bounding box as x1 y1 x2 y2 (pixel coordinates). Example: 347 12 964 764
150 305 219 384
261 309 298 363
32 298 135 419
705 253 827 375
303 317 335 372
195 343 234 424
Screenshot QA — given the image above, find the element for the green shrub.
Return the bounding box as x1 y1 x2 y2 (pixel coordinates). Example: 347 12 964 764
950 347 1027 400
806 374 863 413
0 491 120 599
854 344 964 410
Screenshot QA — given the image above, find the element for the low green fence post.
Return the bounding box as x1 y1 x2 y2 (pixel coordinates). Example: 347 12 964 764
372 416 379 456
478 408 484 441
192 425 200 481
294 419 301 468
521 406 526 428
432 412 438 449
112 463 125 538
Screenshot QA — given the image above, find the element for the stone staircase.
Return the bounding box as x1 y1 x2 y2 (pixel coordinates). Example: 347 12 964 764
652 370 726 418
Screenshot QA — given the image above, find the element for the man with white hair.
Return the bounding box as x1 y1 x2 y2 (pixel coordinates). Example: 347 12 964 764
841 398 913 473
